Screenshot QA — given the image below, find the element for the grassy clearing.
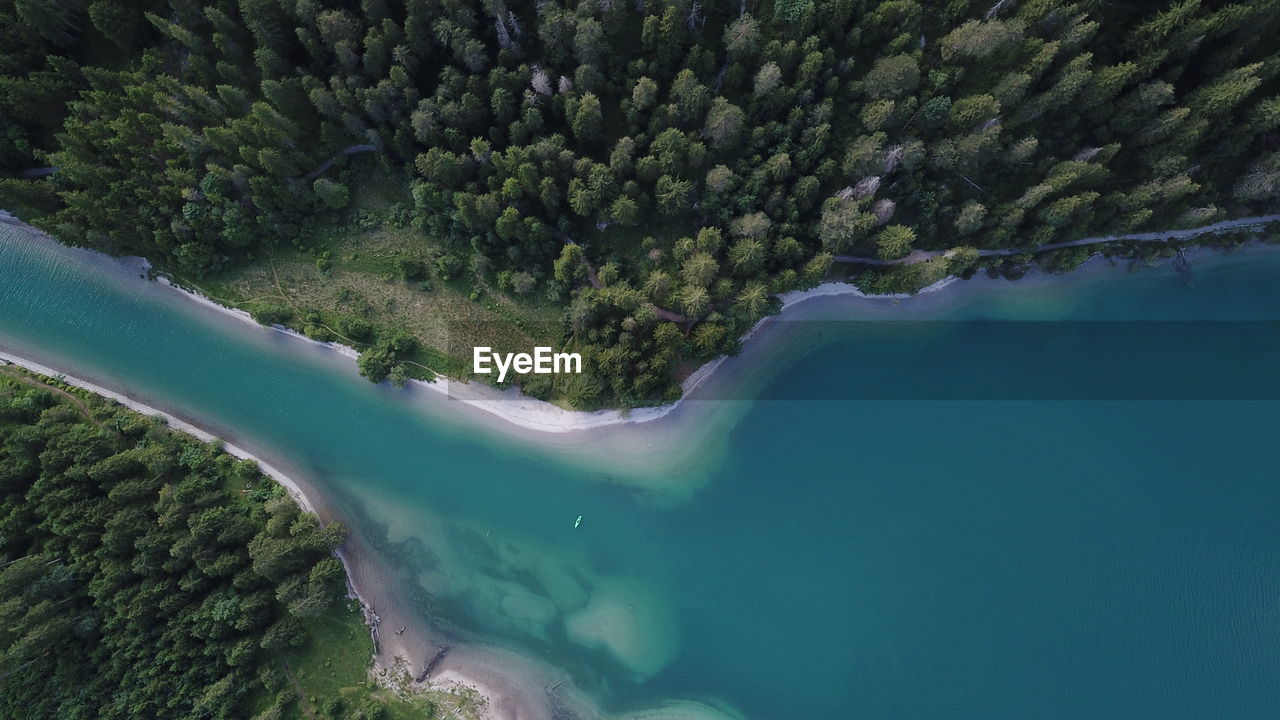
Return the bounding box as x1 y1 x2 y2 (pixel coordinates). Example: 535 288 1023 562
261 600 484 720
188 174 564 384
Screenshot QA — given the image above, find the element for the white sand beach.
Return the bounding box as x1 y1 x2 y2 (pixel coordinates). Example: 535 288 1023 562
5 208 1274 442
0 347 745 720
3 209 1277 720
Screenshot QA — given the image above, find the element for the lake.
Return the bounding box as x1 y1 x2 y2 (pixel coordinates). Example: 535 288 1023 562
2 222 1278 719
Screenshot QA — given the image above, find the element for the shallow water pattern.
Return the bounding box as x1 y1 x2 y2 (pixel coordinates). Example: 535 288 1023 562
3 224 1280 719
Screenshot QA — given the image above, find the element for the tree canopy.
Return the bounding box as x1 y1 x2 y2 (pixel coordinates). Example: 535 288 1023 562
0 371 349 719
3 0 1279 408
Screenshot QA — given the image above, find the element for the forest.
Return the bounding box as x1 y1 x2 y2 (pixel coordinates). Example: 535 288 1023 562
3 0 1280 407
0 368 413 720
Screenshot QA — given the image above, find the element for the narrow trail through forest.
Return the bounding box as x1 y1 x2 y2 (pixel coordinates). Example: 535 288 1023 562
1 365 104 429
833 214 1280 266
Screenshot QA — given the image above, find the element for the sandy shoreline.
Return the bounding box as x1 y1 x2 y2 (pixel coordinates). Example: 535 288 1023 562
154 259 961 434
0 348 565 720
0 350 318 514
0 339 747 720
3 207 1271 437
0 262 746 719
4 209 1278 720
121 235 1266 434
156 271 681 432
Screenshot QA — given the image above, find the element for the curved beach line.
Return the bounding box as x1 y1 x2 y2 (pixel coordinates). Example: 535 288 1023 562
0 350 317 514
5 207 1274 435
0 350 745 720
3 211 1276 720
143 219 1278 433
153 262 958 433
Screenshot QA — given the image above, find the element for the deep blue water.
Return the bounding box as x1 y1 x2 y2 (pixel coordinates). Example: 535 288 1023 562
2 225 1279 719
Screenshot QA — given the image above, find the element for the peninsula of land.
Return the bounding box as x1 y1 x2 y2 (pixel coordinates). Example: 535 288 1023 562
5 203 1280 720
5 0 1279 410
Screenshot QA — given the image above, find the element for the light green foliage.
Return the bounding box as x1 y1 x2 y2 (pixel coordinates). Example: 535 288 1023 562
949 94 1001 129
679 284 709 316
656 175 693 215
571 92 603 141
729 212 771 241
631 76 658 109
729 237 766 275
861 100 896 132
669 69 709 124
863 54 920 100
843 133 887 177
954 201 987 236
754 62 783 97
706 165 737 194
723 15 761 60
940 19 1025 61
643 270 672 302
610 196 639 226
704 97 746 149
819 196 877 253
876 224 916 261
680 251 719 288
947 246 980 274
553 244 585 286
774 0 814 24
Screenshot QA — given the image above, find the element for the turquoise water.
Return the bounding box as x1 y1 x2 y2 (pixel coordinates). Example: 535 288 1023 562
3 225 1280 719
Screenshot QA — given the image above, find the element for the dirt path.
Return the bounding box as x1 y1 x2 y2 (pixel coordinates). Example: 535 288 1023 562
561 234 692 323
0 365 109 431
281 660 319 720
834 214 1280 266
266 260 365 348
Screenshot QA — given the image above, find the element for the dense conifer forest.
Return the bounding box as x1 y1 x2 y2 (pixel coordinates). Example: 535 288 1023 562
0 369 374 719
3 0 1280 407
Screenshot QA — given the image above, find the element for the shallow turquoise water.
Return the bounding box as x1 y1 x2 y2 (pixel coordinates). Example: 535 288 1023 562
3 226 1279 719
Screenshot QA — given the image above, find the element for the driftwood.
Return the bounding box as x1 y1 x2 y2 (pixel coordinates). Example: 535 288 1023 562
1173 247 1192 283
415 645 451 683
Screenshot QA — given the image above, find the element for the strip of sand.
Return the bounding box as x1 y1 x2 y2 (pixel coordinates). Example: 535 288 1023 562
5 208 1270 437
154 259 961 433
4 210 1276 720
0 348 745 720
0 350 603 720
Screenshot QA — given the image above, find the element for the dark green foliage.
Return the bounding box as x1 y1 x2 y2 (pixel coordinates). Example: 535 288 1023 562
0 373 346 720
249 303 294 326
3 0 1280 408
357 331 418 383
312 179 350 210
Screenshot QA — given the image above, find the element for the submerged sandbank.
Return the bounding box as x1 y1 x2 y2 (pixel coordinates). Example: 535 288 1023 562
0 352 519 718
5 209 1273 449
0 219 749 720
4 212 1278 720
0 349 744 720
4 210 1276 499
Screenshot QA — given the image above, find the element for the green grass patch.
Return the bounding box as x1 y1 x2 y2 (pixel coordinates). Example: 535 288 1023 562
261 601 481 720
190 211 560 387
